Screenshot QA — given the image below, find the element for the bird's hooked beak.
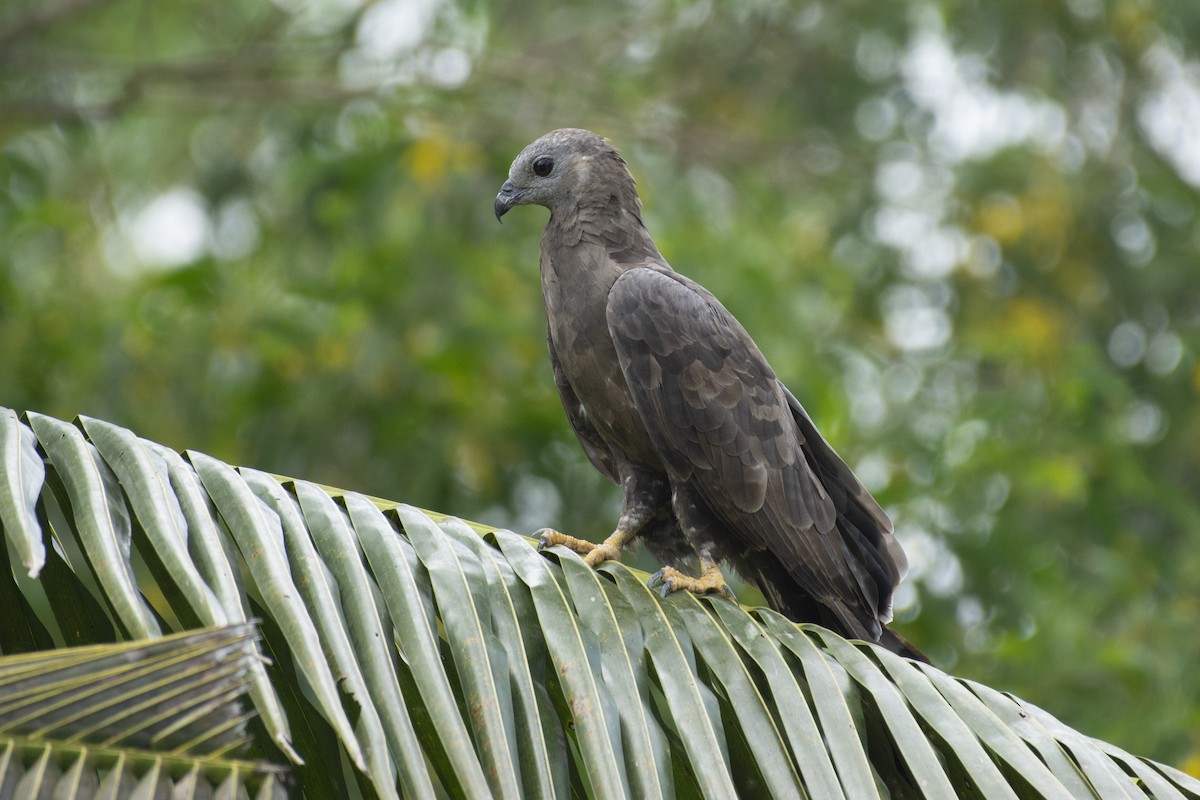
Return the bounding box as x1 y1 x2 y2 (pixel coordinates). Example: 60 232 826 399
494 180 524 222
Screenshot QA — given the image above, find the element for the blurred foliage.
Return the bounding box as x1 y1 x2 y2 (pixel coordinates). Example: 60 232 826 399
1 0 1198 775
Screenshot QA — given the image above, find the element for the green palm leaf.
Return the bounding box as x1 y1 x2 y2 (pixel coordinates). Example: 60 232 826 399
1 405 1198 799
0 624 288 798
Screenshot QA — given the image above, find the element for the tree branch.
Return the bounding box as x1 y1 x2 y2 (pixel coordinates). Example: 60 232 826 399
0 0 113 49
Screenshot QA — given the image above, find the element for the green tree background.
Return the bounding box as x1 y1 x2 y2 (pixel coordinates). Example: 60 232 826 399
2 0 1198 775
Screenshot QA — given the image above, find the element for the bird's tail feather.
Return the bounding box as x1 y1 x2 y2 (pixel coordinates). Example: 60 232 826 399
752 564 929 663
878 627 930 663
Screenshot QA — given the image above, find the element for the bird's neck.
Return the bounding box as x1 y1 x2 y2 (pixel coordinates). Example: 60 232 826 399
539 196 662 308
548 194 661 263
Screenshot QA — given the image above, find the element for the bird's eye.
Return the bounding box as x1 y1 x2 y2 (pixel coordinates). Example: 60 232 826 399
532 156 554 177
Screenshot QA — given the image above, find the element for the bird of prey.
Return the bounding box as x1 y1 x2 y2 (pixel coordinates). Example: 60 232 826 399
495 128 922 659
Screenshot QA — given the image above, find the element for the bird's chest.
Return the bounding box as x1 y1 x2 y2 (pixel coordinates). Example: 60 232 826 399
542 255 661 467
545 280 627 414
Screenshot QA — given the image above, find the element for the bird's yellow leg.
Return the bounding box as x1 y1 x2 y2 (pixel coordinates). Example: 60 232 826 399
536 527 635 566
538 495 669 567
649 555 737 602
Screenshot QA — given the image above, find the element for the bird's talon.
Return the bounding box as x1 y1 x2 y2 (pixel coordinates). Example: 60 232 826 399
535 528 604 558
648 560 735 602
581 542 615 566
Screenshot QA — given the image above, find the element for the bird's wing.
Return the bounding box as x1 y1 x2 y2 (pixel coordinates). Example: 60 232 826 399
606 267 900 636
783 386 908 592
549 331 620 485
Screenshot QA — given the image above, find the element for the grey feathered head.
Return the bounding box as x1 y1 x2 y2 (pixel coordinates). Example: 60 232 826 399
494 128 639 221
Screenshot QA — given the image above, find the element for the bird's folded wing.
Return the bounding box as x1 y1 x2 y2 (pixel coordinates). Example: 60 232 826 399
605 267 889 625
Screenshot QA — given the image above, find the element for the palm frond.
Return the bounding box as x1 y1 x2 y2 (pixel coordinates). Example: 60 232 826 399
0 624 289 798
1 406 1198 799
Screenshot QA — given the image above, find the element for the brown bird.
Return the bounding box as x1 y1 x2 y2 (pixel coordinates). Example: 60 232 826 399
495 128 923 660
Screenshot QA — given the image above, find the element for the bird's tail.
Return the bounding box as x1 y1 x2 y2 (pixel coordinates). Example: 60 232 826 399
878 627 930 663
752 564 930 663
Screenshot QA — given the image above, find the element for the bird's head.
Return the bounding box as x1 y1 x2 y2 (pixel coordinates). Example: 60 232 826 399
494 128 636 221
